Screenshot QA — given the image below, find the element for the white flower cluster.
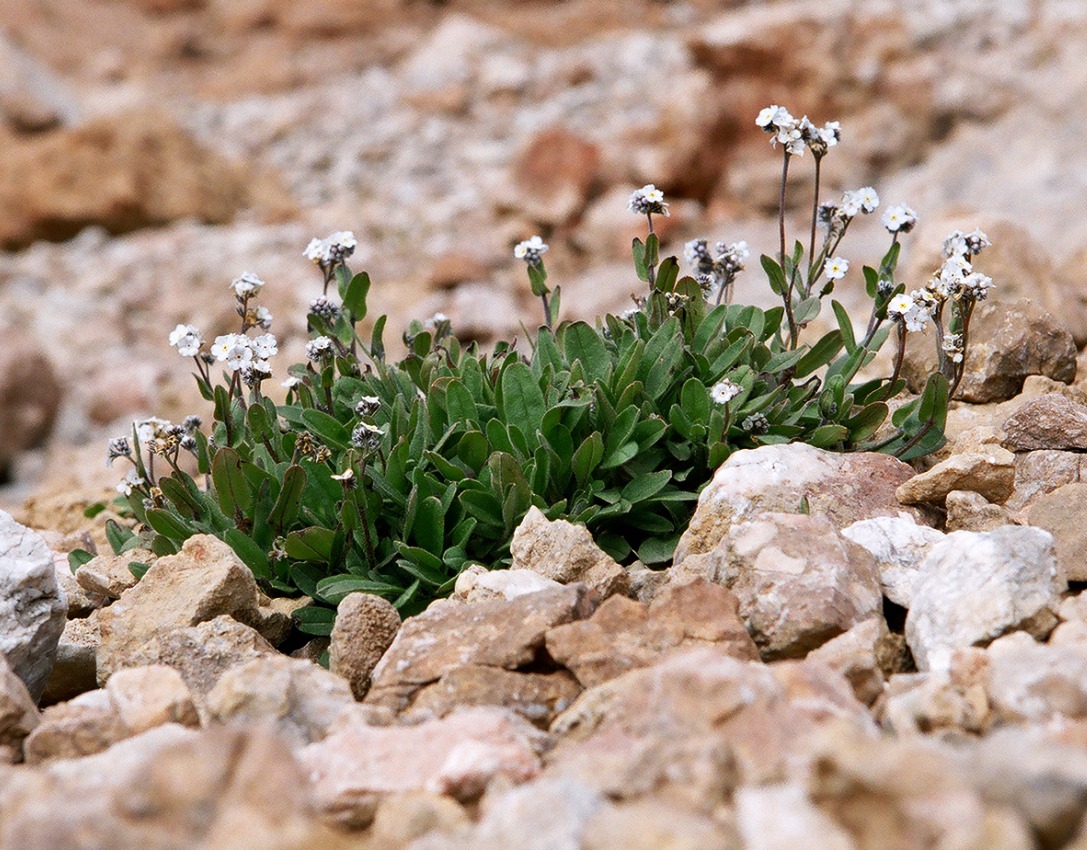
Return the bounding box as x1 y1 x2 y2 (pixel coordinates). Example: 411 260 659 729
117 468 146 496
882 204 918 234
627 184 669 216
168 324 203 358
943 228 991 258
209 332 278 373
710 379 742 405
756 106 840 157
351 421 385 451
684 239 749 296
887 293 932 332
231 271 265 300
818 188 880 229
306 335 334 361
355 396 380 417
304 231 358 268
513 236 548 265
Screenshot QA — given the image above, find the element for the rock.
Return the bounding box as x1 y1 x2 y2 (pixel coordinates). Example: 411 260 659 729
427 251 492 290
0 509 67 701
367 792 470 847
0 332 62 478
548 649 873 795
0 656 39 763
807 618 903 707
205 654 356 744
51 550 102 617
984 632 1087 724
96 534 264 683
841 514 944 607
1002 393 1087 451
74 551 146 599
329 592 401 700
896 445 1016 507
3 723 340 848
906 526 1065 671
881 667 991 737
455 567 563 603
403 665 581 729
511 127 602 226
1006 449 1087 512
945 490 1017 532
1023 483 1087 581
510 506 629 599
582 798 738 850
365 585 595 714
674 444 924 567
0 36 80 133
114 615 277 698
545 579 758 688
300 707 544 827
674 513 882 660
25 665 198 763
903 299 1076 403
736 782 857 850
0 109 287 250
40 613 100 705
412 778 604 850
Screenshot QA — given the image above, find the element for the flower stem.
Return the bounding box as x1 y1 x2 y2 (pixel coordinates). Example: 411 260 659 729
807 155 822 295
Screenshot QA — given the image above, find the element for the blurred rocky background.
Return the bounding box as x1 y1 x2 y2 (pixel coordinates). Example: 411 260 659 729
2 0 1086 519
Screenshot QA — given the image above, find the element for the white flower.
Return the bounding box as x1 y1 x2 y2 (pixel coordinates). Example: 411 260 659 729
881 204 918 233
254 306 273 329
887 293 931 333
818 121 841 148
116 468 146 496
168 324 203 357
251 333 278 361
628 184 669 216
710 380 742 404
888 294 914 315
351 421 385 449
424 312 450 332
825 257 849 280
942 333 964 363
231 271 265 299
856 187 880 212
282 376 301 389
839 192 863 218
965 228 991 255
304 231 357 267
134 416 171 445
306 336 334 361
962 272 994 300
939 254 972 283
210 333 253 372
514 236 548 263
355 396 381 417
756 105 782 127
303 237 328 265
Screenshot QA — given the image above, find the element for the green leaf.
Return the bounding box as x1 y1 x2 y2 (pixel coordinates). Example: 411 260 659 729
414 496 446 557
105 519 137 556
794 330 843 378
82 502 107 519
268 464 307 533
67 548 95 573
445 379 479 425
807 424 850 449
499 362 546 443
211 447 254 517
343 271 371 319
832 300 856 352
158 476 204 520
637 535 680 565
845 402 889 443
761 255 788 296
632 237 649 281
285 526 336 562
144 508 193 542
224 528 271 580
571 432 604 487
128 562 151 580
793 296 821 325
562 322 611 383
620 470 672 504
655 256 680 292
300 409 351 451
316 575 404 605
294 605 336 637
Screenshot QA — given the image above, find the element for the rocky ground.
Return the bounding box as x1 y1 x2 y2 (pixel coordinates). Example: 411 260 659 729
6 0 1087 847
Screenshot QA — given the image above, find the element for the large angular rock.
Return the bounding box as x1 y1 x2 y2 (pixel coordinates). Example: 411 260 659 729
96 534 264 683
0 655 39 763
0 331 63 477
1022 483 1087 581
807 618 904 706
906 526 1065 671
903 299 1076 403
510 507 628 598
841 514 944 607
674 513 882 660
674 444 923 567
896 445 1016 507
329 592 401 700
206 654 356 745
945 490 1017 532
0 509 67 701
74 551 144 600
545 579 758 688
1002 393 1087 451
300 707 545 827
1007 449 1087 512
365 585 595 714
40 612 100 705
984 632 1087 724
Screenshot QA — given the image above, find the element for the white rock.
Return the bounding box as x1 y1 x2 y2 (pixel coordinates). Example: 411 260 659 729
0 509 67 701
468 569 563 602
906 526 1065 671
841 514 945 607
735 782 857 850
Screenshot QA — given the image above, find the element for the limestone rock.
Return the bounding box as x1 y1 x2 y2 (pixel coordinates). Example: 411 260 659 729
674 444 923 567
582 799 738 850
105 665 199 735
206 654 356 745
1002 393 1087 451
511 127 601 226
903 299 1076 403
906 526 1065 671
367 792 470 848
96 534 264 683
1023 482 1087 581
365 585 595 714
40 612 100 705
1007 449 1087 512
329 592 401 700
736 782 856 850
545 579 758 688
0 655 39 763
74 551 146 599
674 513 882 660
0 509 67 701
896 445 1016 506
454 567 562 603
945 490 1017 532
300 707 544 826
0 35 80 133
807 618 904 707
881 655 991 736
985 632 1087 724
510 507 628 599
841 514 944 607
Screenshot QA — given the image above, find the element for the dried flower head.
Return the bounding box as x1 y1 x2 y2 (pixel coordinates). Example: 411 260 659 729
107 436 131 466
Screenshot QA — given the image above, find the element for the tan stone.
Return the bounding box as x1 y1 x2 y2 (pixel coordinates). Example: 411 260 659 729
0 332 62 478
1023 483 1087 581
1007 449 1087 512
583 799 738 850
329 592 401 700
40 612 100 705
23 689 127 763
945 490 1017 532
545 579 758 688
75 551 148 599
105 665 198 734
896 446 1015 507
1002 393 1087 451
511 126 601 225
0 655 39 763
808 618 904 706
